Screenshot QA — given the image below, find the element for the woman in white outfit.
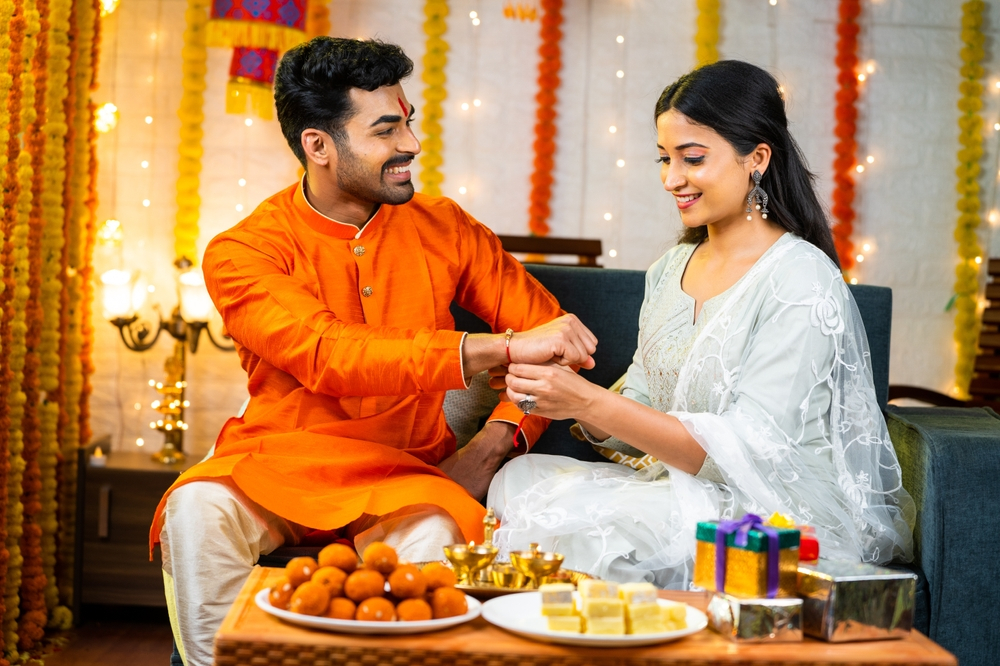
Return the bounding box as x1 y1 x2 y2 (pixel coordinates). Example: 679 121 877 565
487 60 914 588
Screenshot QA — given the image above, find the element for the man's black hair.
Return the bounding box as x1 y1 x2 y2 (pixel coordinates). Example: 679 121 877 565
274 37 414 167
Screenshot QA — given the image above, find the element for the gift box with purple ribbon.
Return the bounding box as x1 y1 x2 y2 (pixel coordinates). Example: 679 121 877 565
693 514 800 599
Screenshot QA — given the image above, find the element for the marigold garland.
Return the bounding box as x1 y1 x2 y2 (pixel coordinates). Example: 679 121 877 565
175 0 210 264
953 0 987 398
18 0 53 647
4 0 40 654
0 0 22 658
694 0 720 67
419 0 448 198
57 0 96 616
526 0 562 237
831 0 861 273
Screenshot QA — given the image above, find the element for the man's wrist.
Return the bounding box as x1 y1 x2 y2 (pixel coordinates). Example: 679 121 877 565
478 420 518 455
461 333 509 379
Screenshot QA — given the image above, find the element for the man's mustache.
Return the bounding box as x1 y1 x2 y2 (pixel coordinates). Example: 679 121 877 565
382 154 416 170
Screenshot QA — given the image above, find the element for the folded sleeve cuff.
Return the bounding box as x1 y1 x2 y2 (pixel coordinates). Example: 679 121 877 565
487 402 549 451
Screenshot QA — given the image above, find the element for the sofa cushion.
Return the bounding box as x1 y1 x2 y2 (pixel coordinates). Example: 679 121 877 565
847 283 891 411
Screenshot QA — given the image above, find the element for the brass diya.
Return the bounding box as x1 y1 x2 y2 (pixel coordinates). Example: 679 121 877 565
509 542 565 589
490 563 527 589
443 543 498 585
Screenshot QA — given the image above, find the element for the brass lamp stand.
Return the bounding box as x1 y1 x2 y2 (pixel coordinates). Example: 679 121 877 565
102 259 235 464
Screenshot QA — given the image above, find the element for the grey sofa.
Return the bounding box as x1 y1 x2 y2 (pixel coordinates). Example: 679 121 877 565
452 263 995 666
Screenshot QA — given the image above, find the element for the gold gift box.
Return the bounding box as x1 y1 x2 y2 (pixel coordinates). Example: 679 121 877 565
693 520 800 599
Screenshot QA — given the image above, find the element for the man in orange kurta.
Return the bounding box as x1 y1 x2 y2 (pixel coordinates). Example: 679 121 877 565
151 38 597 666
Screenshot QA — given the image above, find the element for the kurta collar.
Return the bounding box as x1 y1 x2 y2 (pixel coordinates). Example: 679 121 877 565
294 175 383 239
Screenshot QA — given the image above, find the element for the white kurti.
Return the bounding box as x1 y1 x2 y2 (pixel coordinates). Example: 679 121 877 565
488 234 914 589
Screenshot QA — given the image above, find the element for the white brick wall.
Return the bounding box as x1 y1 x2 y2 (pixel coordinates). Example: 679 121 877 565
90 0 1000 453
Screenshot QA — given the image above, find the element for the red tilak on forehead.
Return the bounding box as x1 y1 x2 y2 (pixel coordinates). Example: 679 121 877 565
397 97 409 115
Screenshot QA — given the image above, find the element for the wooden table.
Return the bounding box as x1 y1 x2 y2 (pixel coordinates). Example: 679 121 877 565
214 567 956 666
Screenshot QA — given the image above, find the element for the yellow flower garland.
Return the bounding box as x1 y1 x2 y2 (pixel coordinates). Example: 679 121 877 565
419 0 448 197
57 0 97 616
953 0 986 398
175 0 210 264
37 0 72 622
4 0 39 654
694 0 720 67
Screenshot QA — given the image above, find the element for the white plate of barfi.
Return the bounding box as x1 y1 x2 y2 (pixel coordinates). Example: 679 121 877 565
480 580 707 647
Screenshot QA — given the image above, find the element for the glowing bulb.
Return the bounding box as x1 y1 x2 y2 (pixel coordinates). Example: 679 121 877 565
136 438 144 447
856 165 865 173
94 103 119 133
148 379 156 386
850 278 858 285
145 116 153 124
616 70 625 79
245 118 253 127
994 122 1000 131
862 243 872 252
616 35 624 43
149 421 157 429
142 199 151 207
616 159 625 167
98 219 123 243
473 99 481 107
975 256 983 264
150 33 157 40
857 73 866 82
182 400 190 407
458 186 467 194
472 17 480 25
769 0 777 5
238 178 246 186
990 209 1000 223
461 102 470 111
604 213 612 221
100 0 119 16
469 10 477 18
856 254 865 263
609 125 617 133
151 400 161 409
141 160 149 168
236 204 244 212
134 402 141 410
865 62 876 74
147 285 155 294
609 249 618 258
866 155 874 164
995 81 1000 89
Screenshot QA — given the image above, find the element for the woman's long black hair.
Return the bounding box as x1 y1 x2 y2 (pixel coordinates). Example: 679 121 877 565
655 60 840 268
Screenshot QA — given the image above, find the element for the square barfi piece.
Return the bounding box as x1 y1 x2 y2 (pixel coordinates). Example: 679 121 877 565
578 579 619 599
581 597 624 618
660 601 687 626
627 617 668 635
547 615 583 633
624 601 661 621
619 582 658 605
584 616 626 635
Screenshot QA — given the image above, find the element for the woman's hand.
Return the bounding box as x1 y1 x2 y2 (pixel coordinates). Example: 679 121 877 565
502 362 599 421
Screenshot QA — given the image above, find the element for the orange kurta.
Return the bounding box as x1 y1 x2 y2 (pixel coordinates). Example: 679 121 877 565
150 181 563 551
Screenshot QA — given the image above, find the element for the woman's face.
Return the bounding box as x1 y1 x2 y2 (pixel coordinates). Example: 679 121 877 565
655 109 763 230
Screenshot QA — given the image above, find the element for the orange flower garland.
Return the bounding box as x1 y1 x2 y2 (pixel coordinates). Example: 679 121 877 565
527 0 562 237
18 0 52 647
831 0 861 273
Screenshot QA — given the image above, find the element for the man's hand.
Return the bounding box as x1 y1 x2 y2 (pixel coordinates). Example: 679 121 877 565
461 313 598 381
438 421 515 501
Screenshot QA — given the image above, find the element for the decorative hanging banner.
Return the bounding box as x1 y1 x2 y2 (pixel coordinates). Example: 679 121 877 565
206 0 307 51
953 0 987 398
694 0 720 67
527 0 563 237
420 0 448 198
503 2 537 21
208 0 308 120
226 47 279 120
832 0 861 272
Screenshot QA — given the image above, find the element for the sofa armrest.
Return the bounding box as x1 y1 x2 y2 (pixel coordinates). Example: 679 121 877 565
885 405 1000 664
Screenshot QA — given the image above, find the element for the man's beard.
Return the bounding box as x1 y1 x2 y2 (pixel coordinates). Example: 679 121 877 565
335 141 415 206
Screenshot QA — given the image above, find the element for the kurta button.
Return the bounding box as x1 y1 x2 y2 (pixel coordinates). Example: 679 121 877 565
354 245 366 257
362 286 373 298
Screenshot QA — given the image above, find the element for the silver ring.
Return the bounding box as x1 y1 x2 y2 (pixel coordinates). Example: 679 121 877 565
517 396 537 414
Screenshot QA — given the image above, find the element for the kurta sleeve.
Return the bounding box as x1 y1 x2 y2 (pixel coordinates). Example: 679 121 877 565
203 231 468 398
450 206 565 448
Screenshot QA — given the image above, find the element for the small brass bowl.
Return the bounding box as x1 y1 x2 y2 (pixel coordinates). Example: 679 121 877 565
509 543 564 589
490 563 527 589
443 543 498 585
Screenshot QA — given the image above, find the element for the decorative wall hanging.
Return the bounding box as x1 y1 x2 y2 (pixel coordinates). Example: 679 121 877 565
694 0 719 67
832 0 860 272
420 0 448 198
953 0 987 397
527 0 563 237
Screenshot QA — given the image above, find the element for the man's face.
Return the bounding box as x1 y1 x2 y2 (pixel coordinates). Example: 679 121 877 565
333 83 421 205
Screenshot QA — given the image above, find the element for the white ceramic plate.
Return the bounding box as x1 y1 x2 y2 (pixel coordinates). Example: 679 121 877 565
255 588 481 635
481 592 707 647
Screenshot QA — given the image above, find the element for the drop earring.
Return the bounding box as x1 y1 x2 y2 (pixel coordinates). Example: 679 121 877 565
745 170 769 221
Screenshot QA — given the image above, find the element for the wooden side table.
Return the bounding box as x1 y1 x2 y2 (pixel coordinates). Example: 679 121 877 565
74 438 198 617
215 567 957 666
